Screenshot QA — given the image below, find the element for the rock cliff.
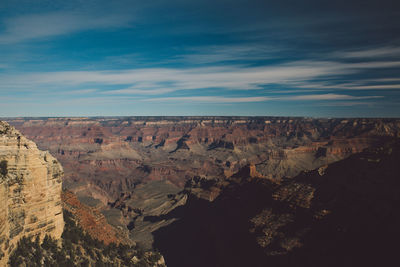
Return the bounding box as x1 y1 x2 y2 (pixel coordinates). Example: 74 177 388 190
0 121 64 265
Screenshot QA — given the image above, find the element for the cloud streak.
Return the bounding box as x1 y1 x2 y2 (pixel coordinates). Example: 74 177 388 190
144 94 382 103
0 11 132 44
176 44 285 64
280 94 383 101
1 58 399 95
143 96 272 103
338 46 400 59
1 64 331 92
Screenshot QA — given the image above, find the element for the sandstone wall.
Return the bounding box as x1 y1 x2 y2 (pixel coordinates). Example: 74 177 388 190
0 121 64 265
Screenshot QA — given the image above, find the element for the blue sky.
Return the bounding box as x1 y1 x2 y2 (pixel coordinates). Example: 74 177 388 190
0 0 399 117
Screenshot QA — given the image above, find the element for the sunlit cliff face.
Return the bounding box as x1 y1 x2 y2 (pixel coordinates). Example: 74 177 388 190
0 121 64 265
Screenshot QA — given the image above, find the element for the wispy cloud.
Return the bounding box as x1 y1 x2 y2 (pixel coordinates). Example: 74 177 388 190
143 96 272 103
143 94 382 103
281 94 383 101
0 11 132 43
0 46 395 113
344 84 400 90
1 58 399 99
316 101 378 107
108 88 178 95
176 44 284 64
338 46 400 59
292 81 400 91
0 61 361 91
61 89 98 95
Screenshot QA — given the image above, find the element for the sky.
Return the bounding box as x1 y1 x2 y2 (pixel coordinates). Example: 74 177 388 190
0 0 399 117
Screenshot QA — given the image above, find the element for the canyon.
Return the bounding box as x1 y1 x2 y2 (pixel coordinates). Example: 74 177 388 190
1 117 400 266
7 117 400 196
5 116 400 251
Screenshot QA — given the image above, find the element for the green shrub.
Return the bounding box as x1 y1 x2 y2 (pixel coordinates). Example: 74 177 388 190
0 160 7 176
9 208 163 266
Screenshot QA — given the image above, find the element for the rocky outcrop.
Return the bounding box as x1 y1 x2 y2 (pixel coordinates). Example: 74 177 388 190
0 121 64 265
62 190 132 246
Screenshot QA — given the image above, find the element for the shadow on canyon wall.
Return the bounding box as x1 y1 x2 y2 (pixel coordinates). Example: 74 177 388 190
152 139 400 267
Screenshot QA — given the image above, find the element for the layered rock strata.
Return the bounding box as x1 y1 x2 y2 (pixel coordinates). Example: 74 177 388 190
8 118 400 194
0 121 64 265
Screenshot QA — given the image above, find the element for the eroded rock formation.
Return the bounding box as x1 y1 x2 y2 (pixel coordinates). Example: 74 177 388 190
0 121 64 265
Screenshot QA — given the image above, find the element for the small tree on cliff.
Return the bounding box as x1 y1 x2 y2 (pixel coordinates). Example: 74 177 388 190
0 160 7 176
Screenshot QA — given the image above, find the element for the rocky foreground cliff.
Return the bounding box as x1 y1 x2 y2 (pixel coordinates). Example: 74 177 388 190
0 121 64 265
